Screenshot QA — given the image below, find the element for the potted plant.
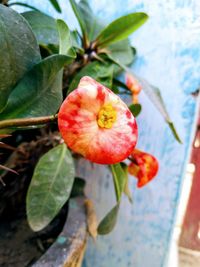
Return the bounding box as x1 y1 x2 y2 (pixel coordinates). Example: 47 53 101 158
0 0 181 266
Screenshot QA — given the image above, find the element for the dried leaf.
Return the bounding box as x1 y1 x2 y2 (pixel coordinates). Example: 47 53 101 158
85 199 98 240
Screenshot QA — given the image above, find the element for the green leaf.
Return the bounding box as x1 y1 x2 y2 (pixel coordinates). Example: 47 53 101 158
106 39 136 67
111 163 127 202
40 43 59 56
70 30 84 54
70 177 86 198
102 40 136 74
111 85 120 94
134 75 182 143
129 103 142 117
0 54 74 120
98 163 133 235
121 162 133 203
103 52 126 71
69 0 88 44
98 203 120 235
95 12 148 47
113 78 130 91
49 0 61 13
68 61 114 93
56 19 76 57
70 0 104 44
124 176 133 203
78 0 104 41
168 121 182 143
9 2 40 12
131 46 137 56
0 5 41 112
26 144 75 231
22 11 59 45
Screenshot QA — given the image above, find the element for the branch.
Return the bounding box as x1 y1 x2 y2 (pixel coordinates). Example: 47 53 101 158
0 114 58 129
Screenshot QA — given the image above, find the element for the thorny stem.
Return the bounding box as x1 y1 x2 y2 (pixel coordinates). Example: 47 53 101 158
0 114 58 129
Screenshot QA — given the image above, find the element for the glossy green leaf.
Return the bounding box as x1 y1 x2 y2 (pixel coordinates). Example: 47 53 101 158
78 0 104 41
113 78 130 91
40 43 59 56
0 5 41 112
104 52 127 71
69 0 88 43
95 12 148 47
0 55 74 120
111 163 127 202
168 121 182 143
26 144 75 231
111 85 120 94
134 75 182 143
131 46 137 56
129 103 142 117
22 11 59 45
124 176 133 203
98 203 120 235
106 39 136 67
70 30 84 54
56 19 76 57
9 2 40 12
68 61 114 93
49 0 61 13
70 0 104 43
121 162 133 203
70 177 86 198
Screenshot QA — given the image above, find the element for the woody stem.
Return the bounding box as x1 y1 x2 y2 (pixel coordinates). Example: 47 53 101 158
0 114 58 129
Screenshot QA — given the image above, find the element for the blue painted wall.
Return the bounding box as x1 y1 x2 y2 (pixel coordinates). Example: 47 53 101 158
13 1 200 266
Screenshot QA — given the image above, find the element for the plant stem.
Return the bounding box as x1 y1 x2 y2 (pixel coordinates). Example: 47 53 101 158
0 114 58 129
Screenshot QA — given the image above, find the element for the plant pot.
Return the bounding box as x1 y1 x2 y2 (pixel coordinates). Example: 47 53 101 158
32 197 87 267
0 195 87 267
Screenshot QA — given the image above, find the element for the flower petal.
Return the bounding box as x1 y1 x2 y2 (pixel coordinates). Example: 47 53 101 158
58 76 138 164
125 73 142 104
125 73 142 94
128 149 159 187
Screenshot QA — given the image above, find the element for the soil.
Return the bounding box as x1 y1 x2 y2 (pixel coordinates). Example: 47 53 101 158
0 128 68 267
0 203 68 267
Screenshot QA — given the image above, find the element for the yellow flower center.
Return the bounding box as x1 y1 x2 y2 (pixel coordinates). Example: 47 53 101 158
97 104 117 129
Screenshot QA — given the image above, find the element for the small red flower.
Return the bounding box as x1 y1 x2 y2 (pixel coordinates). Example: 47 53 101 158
125 73 142 104
128 149 159 188
58 76 138 164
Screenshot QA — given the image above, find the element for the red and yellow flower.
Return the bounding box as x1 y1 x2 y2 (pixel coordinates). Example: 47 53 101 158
125 73 142 104
128 149 159 188
58 76 138 164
